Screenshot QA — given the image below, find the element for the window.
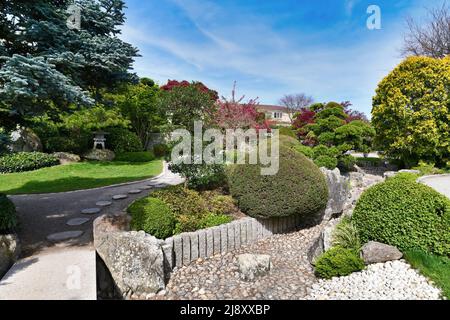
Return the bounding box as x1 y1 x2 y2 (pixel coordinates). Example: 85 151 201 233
273 112 283 119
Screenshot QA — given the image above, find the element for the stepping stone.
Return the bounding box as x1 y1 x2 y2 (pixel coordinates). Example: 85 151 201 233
66 218 90 226
47 231 83 242
112 194 128 200
128 189 142 194
96 201 112 207
81 208 101 215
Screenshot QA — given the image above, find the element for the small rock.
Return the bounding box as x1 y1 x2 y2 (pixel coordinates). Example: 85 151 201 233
361 241 403 265
237 254 271 281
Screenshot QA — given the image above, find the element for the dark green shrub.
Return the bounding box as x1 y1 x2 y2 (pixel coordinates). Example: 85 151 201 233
128 197 176 239
200 213 233 229
353 175 450 256
314 247 365 279
338 154 356 172
0 194 17 233
0 131 10 156
314 155 338 170
106 127 143 153
44 130 92 155
0 152 60 173
152 143 169 157
115 151 155 163
227 146 328 220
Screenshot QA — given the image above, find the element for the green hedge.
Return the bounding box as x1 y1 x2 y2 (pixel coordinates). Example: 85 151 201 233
106 127 143 153
128 197 176 239
227 146 328 221
353 175 450 256
314 247 365 279
0 194 17 233
0 152 60 173
115 151 155 163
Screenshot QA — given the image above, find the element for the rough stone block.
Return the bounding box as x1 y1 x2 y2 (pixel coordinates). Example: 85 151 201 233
220 225 228 253
173 235 183 268
234 221 241 249
240 220 247 245
198 230 206 258
206 228 214 257
227 223 235 251
213 227 221 255
182 234 191 266
190 233 199 262
162 237 174 273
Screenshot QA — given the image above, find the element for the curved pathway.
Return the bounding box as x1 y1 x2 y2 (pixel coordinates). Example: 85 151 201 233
418 174 450 199
0 163 183 300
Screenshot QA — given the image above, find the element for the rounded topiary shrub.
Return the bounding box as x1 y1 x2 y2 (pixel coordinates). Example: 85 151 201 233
0 152 60 173
314 155 338 170
353 175 450 256
0 194 17 233
314 247 365 279
128 197 176 239
227 146 328 221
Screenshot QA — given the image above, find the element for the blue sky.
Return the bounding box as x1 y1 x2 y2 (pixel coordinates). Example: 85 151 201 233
120 0 436 117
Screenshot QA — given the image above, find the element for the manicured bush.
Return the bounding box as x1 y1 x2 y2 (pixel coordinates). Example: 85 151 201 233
0 152 59 173
338 154 356 172
314 155 338 170
200 213 233 229
169 163 227 191
353 175 450 256
128 197 176 239
293 145 314 159
314 247 365 279
115 151 155 163
0 194 17 233
411 161 443 176
227 146 328 221
106 127 143 153
153 143 169 157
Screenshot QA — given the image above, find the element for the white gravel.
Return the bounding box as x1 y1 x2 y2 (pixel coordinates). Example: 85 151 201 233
306 260 443 300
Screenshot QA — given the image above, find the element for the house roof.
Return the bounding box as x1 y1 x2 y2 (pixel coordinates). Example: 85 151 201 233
256 104 290 112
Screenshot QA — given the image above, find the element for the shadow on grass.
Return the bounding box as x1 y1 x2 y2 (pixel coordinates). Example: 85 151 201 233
4 175 157 195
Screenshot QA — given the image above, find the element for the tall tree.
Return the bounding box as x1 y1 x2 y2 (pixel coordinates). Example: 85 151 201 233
0 0 139 128
279 93 314 122
402 3 450 58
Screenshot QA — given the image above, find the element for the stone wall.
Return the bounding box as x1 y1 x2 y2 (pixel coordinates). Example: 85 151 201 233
164 215 304 271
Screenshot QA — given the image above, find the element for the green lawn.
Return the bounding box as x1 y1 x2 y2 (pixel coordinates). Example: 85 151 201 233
0 159 163 195
405 250 450 299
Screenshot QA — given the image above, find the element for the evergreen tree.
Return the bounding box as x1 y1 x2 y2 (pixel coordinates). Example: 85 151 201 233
0 0 139 127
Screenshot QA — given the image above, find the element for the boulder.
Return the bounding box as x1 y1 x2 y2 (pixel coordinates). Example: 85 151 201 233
10 127 42 152
52 152 81 165
399 169 421 175
94 215 165 298
321 168 351 220
237 254 271 281
383 171 397 179
0 234 21 278
83 149 115 161
361 241 403 265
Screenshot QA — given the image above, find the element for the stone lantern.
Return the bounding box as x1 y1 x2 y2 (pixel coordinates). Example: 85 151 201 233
93 131 109 150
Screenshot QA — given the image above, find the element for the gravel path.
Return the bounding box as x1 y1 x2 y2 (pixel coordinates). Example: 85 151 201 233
149 223 325 300
306 260 443 300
